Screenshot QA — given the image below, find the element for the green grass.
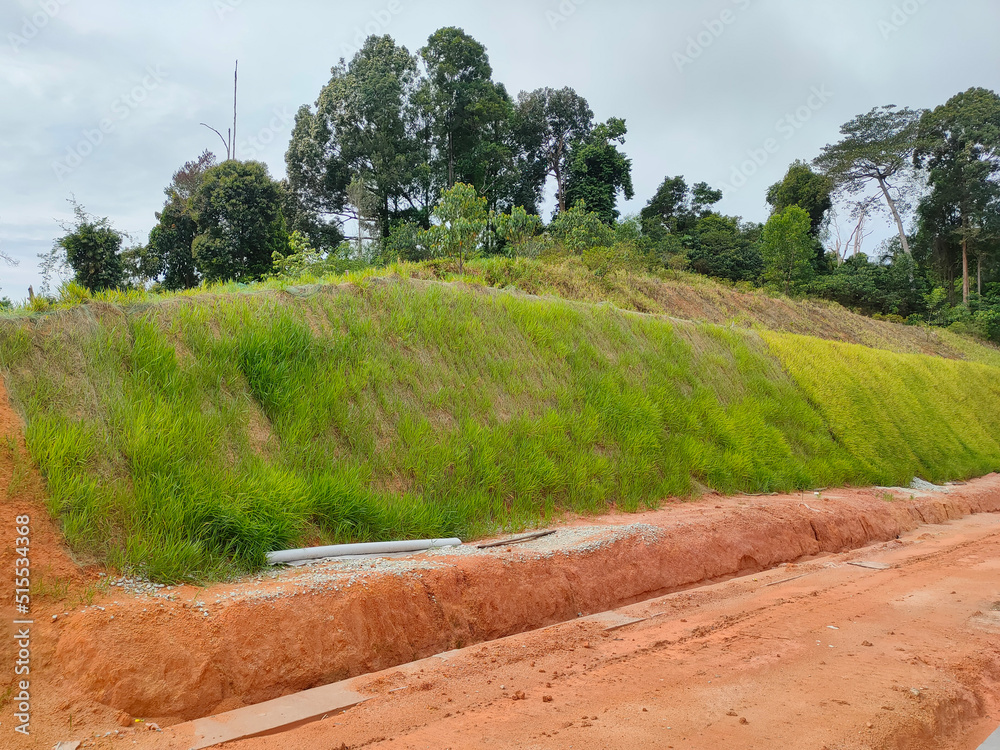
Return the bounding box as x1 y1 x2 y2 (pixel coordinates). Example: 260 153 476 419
2 276 999 583
764 331 1000 486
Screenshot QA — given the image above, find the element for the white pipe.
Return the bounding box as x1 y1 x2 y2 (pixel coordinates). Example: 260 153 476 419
266 538 463 565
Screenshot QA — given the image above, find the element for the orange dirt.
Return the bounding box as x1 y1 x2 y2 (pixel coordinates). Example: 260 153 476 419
1 380 999 749
92 513 1000 750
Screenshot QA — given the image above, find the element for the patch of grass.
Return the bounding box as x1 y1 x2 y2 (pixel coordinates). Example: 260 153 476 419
764 331 1000 486
2 278 1000 583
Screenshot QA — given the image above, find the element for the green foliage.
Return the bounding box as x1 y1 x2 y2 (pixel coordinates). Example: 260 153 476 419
386 222 432 262
686 214 763 283
915 87 1000 303
564 117 635 225
145 150 216 290
424 183 488 271
766 160 832 236
420 28 505 191
55 201 126 293
495 206 542 250
811 255 926 318
192 160 290 283
515 87 594 213
760 206 815 294
548 201 615 253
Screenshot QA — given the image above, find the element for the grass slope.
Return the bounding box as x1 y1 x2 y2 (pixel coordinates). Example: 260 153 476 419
1 276 998 581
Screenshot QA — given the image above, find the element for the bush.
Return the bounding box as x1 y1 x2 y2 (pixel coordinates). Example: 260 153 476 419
548 201 615 253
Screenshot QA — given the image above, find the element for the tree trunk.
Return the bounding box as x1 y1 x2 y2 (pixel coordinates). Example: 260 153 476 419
978 253 982 297
877 178 912 256
555 139 566 214
962 235 970 306
448 130 455 188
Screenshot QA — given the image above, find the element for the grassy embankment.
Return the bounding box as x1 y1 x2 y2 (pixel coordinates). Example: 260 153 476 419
1 260 999 582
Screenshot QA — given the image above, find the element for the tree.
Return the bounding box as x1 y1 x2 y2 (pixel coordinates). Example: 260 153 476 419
564 117 635 225
288 35 421 245
686 215 763 282
766 161 832 236
495 206 542 254
760 206 815 294
814 105 924 257
54 200 126 293
192 161 290 283
284 105 351 249
548 200 615 252
145 151 217 290
424 183 487 272
640 176 722 244
420 28 505 191
515 87 594 213
914 87 1000 305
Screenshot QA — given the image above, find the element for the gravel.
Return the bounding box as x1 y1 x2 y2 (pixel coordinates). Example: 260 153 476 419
80 524 666 617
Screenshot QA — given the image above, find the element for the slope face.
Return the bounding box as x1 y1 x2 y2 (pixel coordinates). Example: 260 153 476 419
0 278 998 581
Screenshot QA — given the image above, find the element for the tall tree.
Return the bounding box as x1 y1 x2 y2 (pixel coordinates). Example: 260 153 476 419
515 87 594 213
146 151 216 290
419 28 503 191
814 105 924 257
760 206 815 294
287 35 421 245
564 117 635 225
766 161 833 235
191 161 289 283
914 87 1000 305
640 176 721 242
284 106 350 249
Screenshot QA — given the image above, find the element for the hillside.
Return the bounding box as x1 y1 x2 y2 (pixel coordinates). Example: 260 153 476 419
2 263 1000 582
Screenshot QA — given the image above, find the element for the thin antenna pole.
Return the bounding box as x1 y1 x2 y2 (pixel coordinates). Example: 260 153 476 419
233 60 238 161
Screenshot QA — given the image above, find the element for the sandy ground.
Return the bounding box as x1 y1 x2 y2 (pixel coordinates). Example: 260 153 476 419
1 379 999 749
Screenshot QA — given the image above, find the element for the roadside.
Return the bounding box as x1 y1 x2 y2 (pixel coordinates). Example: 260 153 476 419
121 512 1000 750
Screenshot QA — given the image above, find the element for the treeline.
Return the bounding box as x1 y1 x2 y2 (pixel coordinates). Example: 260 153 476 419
29 28 1000 342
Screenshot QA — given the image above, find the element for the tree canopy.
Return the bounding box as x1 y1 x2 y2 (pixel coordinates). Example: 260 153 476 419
814 105 923 256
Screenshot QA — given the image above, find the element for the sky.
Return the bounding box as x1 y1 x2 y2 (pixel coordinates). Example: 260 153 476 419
1 0 998 301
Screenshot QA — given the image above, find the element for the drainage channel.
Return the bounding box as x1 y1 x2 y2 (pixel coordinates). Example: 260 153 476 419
167 600 668 747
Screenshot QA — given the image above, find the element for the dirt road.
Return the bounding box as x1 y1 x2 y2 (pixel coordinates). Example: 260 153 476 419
95 512 1000 750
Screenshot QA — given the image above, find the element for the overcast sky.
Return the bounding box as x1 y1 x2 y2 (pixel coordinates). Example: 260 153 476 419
1 0 998 300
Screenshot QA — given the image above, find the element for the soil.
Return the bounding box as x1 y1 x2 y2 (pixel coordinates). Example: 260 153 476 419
1 380 999 749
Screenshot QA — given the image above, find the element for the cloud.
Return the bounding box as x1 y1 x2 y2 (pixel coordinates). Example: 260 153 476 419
1 0 998 300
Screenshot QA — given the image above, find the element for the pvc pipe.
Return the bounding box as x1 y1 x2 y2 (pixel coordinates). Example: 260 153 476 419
266 538 463 565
